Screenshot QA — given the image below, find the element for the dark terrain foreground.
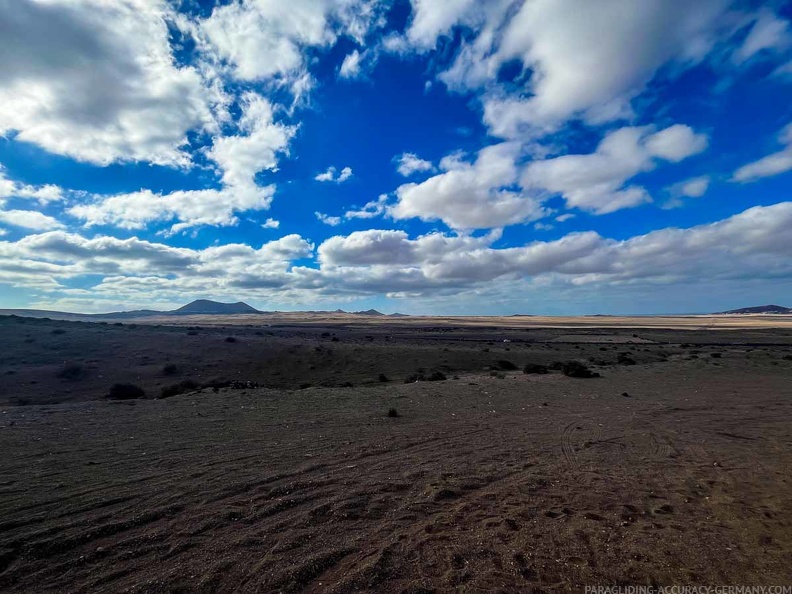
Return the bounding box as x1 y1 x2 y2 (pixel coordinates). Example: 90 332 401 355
0 316 791 592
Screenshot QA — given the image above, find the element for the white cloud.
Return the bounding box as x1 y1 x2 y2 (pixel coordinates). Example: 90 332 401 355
391 142 546 229
262 218 280 229
197 0 386 86
732 123 792 182
556 214 576 223
0 0 219 166
315 212 342 226
677 176 711 198
0 165 63 204
395 152 434 177
0 209 65 231
662 175 711 209
68 93 294 231
522 125 708 214
345 194 389 220
315 166 353 183
732 8 791 64
339 50 363 79
403 0 733 138
4 203 792 306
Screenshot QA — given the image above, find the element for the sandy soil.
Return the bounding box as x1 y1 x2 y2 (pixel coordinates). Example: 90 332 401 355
0 315 791 592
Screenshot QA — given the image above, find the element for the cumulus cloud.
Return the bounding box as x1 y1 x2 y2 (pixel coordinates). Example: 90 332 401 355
315 166 353 183
395 152 434 177
391 142 546 229
3 203 792 306
522 125 708 214
261 218 280 229
68 93 294 231
732 122 792 182
0 0 219 166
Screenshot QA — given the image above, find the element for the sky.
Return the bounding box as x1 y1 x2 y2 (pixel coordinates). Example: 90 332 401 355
1 0 792 315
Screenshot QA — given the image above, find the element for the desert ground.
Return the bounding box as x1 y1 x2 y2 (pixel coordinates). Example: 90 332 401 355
0 313 791 592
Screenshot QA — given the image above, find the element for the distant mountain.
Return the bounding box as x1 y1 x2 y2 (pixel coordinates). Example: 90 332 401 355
719 305 791 314
354 309 384 316
171 300 260 315
388 312 409 317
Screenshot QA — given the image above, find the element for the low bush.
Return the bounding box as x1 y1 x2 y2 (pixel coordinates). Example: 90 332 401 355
495 360 518 371
224 336 237 343
107 383 145 400
56 363 87 381
562 361 600 378
160 379 200 399
162 363 179 375
387 408 399 418
523 363 548 374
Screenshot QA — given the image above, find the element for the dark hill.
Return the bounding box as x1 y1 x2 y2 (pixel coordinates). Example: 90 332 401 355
171 300 261 315
719 305 791 314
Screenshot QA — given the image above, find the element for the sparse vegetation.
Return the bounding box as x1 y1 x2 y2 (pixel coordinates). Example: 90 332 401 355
378 373 389 382
523 363 549 374
224 336 238 343
404 370 447 383
387 408 399 418
51 328 66 335
617 353 637 365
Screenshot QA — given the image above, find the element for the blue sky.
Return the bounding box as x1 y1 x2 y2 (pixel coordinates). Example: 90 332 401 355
1 0 792 315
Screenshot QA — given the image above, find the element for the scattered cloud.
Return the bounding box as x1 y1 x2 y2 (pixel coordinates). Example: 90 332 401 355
522 125 708 214
339 50 364 79
0 0 219 166
262 218 280 229
315 166 353 183
405 0 733 137
3 202 792 307
0 165 63 204
395 152 434 176
315 212 342 226
732 8 791 64
391 142 546 229
345 195 390 220
732 122 792 182
68 93 294 231
0 209 65 231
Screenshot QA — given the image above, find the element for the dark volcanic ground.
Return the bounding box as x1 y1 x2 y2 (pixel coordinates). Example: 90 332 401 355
0 315 791 592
